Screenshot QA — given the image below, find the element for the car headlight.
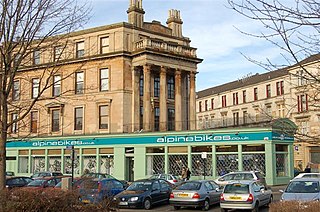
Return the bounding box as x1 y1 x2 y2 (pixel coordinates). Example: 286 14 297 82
130 197 139 202
113 197 117 201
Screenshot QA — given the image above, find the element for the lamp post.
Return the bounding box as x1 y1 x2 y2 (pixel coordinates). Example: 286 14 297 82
201 152 207 180
67 145 75 188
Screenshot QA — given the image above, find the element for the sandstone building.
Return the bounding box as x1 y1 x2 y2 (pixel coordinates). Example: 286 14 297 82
196 54 320 170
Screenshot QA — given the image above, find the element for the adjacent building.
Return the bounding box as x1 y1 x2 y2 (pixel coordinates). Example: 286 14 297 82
196 54 320 170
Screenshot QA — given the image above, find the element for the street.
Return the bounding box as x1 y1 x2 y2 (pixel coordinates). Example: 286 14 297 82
119 186 284 212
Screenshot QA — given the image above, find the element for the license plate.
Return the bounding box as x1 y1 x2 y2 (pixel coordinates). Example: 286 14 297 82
119 202 128 206
230 196 242 200
178 193 189 197
81 199 91 203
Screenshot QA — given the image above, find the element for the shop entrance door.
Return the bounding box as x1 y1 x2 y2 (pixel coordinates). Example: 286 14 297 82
126 157 134 182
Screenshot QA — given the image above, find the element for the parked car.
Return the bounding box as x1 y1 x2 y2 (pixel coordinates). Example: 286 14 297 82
293 173 320 179
79 178 125 204
114 179 172 210
220 181 272 211
6 176 33 189
26 176 64 188
82 172 129 189
149 174 182 186
169 180 221 211
31 171 63 179
215 171 267 188
280 178 320 201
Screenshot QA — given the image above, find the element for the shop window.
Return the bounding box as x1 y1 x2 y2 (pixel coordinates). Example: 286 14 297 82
48 156 62 172
31 156 45 173
100 155 114 175
64 155 80 175
243 144 265 152
216 145 238 153
125 147 134 154
146 155 165 175
276 153 288 177
18 156 29 173
216 154 238 176
191 146 212 153
146 147 165 153
276 144 288 152
83 156 97 173
168 155 188 176
191 154 212 176
242 154 266 175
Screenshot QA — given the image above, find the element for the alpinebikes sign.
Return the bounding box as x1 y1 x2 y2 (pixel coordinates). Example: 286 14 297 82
6 131 293 148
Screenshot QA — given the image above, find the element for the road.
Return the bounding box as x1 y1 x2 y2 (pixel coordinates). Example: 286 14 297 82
119 186 284 212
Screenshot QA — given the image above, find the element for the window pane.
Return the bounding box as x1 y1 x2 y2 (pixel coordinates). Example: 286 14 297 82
52 110 60 132
75 107 83 130
99 105 108 129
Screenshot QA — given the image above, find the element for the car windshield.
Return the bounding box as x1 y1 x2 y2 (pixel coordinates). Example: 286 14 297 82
224 183 249 194
80 180 99 189
285 181 320 193
27 179 46 187
127 181 152 191
176 182 201 190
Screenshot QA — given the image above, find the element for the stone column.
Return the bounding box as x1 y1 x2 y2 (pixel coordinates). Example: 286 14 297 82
143 64 151 131
175 69 182 131
160 66 167 131
189 72 196 130
132 66 140 131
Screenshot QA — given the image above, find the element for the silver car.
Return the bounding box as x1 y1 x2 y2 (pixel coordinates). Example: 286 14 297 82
293 173 320 179
169 180 221 211
280 178 320 201
149 174 182 186
220 180 272 211
215 171 267 188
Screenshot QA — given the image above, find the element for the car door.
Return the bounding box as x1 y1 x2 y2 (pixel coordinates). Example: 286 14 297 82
256 182 269 205
150 180 161 204
159 179 171 201
111 180 125 196
209 181 222 203
204 181 215 204
252 182 265 205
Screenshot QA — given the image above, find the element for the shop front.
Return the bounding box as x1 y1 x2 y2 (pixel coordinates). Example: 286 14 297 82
6 126 294 185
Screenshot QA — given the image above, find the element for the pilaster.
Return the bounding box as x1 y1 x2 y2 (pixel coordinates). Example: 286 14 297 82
143 64 151 131
132 66 140 131
160 66 167 131
189 72 196 130
175 69 182 131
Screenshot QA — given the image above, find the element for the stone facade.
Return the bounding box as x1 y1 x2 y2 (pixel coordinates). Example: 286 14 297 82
9 0 202 139
196 55 320 169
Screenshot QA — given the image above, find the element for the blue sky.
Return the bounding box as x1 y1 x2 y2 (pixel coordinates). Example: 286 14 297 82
84 0 285 91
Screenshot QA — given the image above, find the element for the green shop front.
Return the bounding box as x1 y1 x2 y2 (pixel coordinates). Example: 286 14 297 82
6 126 294 186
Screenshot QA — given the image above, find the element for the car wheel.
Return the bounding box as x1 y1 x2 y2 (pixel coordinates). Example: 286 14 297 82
173 206 181 210
252 202 259 212
143 198 152 210
202 199 210 211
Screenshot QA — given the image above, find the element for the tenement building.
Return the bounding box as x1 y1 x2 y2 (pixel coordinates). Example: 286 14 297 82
196 54 320 171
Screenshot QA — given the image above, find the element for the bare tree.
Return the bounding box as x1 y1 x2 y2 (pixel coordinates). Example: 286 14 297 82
0 0 89 189
228 0 320 142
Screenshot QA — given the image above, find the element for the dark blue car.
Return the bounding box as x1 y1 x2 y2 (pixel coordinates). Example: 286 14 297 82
79 178 125 204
